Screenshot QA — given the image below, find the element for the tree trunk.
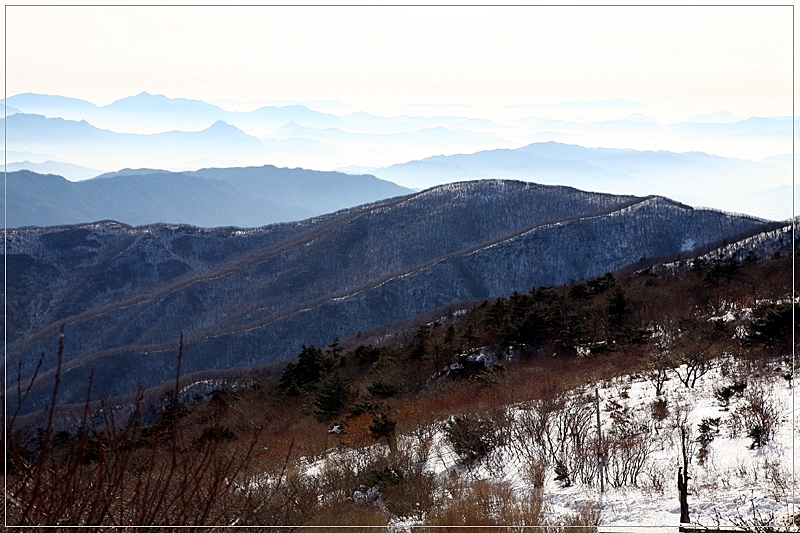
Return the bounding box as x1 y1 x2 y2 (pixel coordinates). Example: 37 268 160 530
677 423 691 523
678 467 690 523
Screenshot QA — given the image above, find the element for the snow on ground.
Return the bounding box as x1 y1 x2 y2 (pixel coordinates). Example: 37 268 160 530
294 354 800 530
532 359 797 530
540 358 797 531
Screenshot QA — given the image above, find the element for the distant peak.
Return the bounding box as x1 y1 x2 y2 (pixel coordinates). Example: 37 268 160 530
622 113 655 123
209 120 235 129
110 92 169 104
203 120 249 136
134 91 169 100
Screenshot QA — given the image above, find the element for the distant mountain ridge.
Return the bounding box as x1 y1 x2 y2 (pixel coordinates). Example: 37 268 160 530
4 179 774 413
3 167 412 228
4 92 793 218
370 142 792 220
373 141 771 187
3 92 348 132
4 112 264 151
2 111 348 172
7 138 793 229
6 160 102 181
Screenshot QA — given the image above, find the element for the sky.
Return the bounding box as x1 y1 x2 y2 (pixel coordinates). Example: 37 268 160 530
3 3 794 120
1 1 797 221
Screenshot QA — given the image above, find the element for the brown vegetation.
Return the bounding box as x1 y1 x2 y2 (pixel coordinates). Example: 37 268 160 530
3 250 796 529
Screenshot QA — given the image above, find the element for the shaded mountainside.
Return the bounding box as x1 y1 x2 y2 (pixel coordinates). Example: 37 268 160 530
4 180 773 412
3 167 412 228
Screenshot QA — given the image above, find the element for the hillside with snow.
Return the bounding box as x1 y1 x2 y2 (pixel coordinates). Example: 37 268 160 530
372 359 797 530
7 222 796 530
280 338 797 529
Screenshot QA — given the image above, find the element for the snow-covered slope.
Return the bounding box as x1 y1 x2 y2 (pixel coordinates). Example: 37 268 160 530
297 351 798 531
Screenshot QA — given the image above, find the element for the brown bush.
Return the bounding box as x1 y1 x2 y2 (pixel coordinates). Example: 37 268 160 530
425 476 544 530
341 412 374 448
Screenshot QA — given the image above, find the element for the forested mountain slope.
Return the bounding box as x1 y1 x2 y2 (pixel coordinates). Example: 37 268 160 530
4 180 772 412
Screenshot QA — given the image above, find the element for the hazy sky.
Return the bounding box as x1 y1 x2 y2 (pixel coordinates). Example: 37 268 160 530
4 4 794 119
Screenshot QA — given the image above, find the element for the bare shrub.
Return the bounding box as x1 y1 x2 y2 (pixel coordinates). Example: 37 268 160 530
554 501 602 533
396 399 439 441
524 455 549 489
340 412 374 448
762 454 790 502
645 343 672 396
306 499 388 530
641 462 667 494
673 353 714 388
446 410 509 468
308 435 436 521
559 393 598 487
509 404 549 464
604 432 654 487
516 390 597 487
732 458 759 484
729 506 786 533
729 384 781 448
603 401 655 487
4 332 262 528
369 438 436 519
244 465 321 526
663 316 719 388
315 450 369 506
425 475 544 530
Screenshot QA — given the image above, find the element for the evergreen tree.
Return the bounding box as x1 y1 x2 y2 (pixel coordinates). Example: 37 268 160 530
409 325 429 360
351 344 381 365
161 391 188 435
326 338 341 359
370 413 398 454
279 344 328 394
606 286 631 331
314 372 353 417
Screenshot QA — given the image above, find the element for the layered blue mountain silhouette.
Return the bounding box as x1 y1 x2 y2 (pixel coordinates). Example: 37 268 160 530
370 142 792 220
4 167 411 228
4 93 792 220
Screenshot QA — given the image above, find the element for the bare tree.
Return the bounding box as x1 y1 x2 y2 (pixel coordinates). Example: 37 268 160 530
604 404 655 488
673 348 714 389
670 402 695 524
515 390 598 488
645 341 673 396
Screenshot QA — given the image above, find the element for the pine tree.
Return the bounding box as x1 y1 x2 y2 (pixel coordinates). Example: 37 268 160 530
314 372 352 417
279 344 328 394
606 287 631 331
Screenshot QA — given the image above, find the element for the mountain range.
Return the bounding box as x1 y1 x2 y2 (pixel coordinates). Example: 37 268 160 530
2 93 512 170
4 167 411 228
369 142 792 221
3 92 793 213
4 179 778 414
6 138 795 229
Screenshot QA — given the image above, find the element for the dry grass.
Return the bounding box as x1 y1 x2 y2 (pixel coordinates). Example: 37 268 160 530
425 476 545 530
